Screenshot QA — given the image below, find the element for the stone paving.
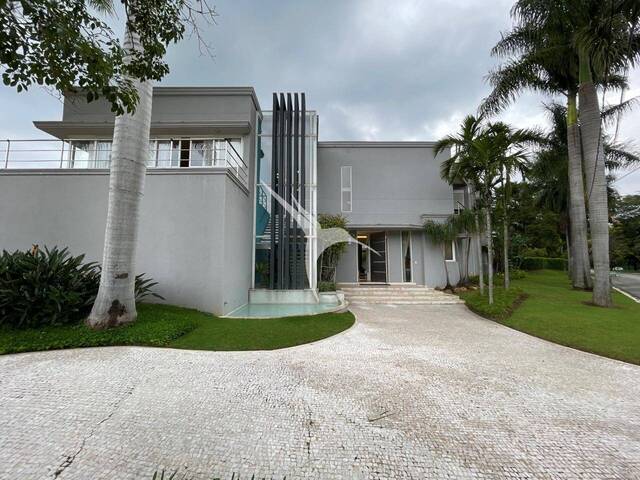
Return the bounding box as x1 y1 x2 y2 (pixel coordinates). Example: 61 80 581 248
1 304 639 479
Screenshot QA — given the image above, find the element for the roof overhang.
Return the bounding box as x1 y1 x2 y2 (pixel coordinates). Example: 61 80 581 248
33 121 252 139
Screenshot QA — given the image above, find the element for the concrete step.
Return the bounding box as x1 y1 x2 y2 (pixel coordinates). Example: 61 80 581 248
342 291 445 297
340 287 438 293
349 299 463 305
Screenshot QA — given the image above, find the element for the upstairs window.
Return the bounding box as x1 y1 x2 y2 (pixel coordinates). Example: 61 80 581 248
453 188 466 214
341 166 352 213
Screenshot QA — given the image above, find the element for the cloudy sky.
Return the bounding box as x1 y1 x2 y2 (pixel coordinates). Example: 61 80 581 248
1 0 638 194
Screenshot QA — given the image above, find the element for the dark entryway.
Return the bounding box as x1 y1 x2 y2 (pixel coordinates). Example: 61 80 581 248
369 232 387 282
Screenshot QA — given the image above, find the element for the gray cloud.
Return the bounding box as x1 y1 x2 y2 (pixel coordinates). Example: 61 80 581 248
1 0 638 193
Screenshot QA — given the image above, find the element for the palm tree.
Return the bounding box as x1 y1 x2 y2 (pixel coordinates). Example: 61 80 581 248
486 122 544 288
482 9 595 291
437 115 504 304
532 103 640 264
435 115 487 295
87 9 153 328
489 0 640 305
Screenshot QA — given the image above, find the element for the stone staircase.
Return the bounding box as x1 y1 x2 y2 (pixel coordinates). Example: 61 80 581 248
338 284 463 305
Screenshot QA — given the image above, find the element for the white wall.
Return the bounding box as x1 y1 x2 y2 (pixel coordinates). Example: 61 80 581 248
0 170 252 315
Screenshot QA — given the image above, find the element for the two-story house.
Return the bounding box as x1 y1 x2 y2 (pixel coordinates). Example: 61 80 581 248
0 87 477 315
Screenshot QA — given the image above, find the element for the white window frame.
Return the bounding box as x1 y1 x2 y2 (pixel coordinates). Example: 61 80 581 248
341 165 352 213
401 231 413 283
445 241 456 262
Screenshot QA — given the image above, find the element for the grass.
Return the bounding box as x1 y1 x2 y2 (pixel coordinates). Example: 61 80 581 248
0 304 355 355
460 270 640 365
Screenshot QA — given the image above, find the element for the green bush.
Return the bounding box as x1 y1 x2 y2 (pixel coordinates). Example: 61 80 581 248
520 257 568 271
0 246 162 329
318 281 336 292
496 268 527 280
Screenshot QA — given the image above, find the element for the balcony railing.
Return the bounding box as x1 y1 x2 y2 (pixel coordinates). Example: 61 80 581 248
0 138 248 187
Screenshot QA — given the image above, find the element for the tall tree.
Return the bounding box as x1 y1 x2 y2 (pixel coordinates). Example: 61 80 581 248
2 0 215 327
86 1 214 328
488 0 640 305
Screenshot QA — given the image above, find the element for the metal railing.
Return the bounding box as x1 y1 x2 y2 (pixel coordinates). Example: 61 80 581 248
1 138 248 187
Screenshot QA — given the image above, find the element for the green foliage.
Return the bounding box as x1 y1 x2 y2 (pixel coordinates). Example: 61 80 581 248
318 281 336 292
0 304 198 355
610 194 640 270
520 257 568 271
0 246 100 328
318 213 349 282
460 286 526 321
0 304 356 355
135 273 165 302
462 270 640 364
0 0 211 114
0 246 162 329
497 268 527 280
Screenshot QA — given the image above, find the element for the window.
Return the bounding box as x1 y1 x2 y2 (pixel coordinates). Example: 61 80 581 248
402 231 412 282
453 188 466 214
341 165 352 213
445 241 456 262
69 140 112 168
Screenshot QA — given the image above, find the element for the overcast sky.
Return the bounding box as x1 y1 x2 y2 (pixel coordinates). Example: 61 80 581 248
1 0 638 194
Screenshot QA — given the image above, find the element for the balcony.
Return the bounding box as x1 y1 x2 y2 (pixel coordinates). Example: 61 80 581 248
0 137 248 187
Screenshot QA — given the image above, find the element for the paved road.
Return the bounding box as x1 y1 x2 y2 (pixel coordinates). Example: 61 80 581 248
612 272 640 300
1 305 639 479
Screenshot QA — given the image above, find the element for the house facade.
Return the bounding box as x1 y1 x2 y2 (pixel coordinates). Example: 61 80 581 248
0 87 478 315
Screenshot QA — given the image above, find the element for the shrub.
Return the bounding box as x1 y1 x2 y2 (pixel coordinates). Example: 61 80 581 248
520 257 568 271
318 281 336 292
0 246 100 328
496 268 527 280
0 246 162 329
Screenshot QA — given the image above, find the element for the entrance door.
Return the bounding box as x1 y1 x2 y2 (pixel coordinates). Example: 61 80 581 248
369 232 387 282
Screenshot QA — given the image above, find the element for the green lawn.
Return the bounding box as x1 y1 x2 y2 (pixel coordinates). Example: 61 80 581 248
0 304 355 355
460 270 640 365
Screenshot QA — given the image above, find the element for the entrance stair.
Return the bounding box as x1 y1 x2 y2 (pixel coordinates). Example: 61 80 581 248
338 284 463 305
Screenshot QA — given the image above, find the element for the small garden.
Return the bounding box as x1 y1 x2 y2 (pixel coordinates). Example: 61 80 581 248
0 246 354 355
460 270 640 365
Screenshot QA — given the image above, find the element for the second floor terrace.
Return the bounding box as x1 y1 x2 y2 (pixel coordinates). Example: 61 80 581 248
0 136 249 187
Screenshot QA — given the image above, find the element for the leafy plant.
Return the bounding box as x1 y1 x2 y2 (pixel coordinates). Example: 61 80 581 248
0 246 100 328
317 214 349 283
0 246 163 329
318 281 336 292
135 274 165 302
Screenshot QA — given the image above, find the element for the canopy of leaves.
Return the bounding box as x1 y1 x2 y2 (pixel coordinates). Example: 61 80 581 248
0 0 212 114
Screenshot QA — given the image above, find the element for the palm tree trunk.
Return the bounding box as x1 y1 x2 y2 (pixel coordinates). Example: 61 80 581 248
566 91 592 290
474 213 484 294
503 173 510 289
565 225 572 279
578 53 611 306
87 25 153 329
485 207 494 305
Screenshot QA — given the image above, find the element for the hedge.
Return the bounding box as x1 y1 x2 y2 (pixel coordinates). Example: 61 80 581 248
520 257 568 271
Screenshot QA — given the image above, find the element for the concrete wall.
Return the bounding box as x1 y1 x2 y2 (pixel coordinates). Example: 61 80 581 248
317 142 453 227
0 170 252 315
61 87 260 126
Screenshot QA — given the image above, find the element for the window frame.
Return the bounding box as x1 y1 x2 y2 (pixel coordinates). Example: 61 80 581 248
340 165 352 213
444 240 456 262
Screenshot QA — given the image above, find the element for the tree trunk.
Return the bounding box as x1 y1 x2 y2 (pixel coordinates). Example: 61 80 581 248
474 213 484 294
485 208 494 305
578 54 611 307
87 26 153 329
503 173 510 289
566 91 592 290
565 226 572 279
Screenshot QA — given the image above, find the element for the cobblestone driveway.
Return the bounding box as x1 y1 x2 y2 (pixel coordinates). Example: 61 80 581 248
1 305 639 479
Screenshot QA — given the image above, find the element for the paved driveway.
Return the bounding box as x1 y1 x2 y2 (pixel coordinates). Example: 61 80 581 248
1 305 639 479
612 272 640 300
